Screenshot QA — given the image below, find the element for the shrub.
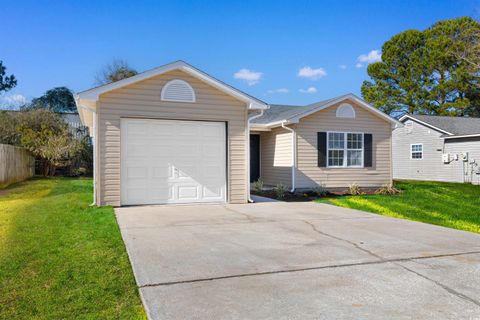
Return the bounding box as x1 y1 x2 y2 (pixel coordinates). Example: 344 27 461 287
375 183 402 195
313 183 328 197
348 183 364 195
253 179 264 193
274 183 288 200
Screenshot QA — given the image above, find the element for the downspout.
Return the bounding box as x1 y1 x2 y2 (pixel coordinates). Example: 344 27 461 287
247 109 265 203
281 121 296 193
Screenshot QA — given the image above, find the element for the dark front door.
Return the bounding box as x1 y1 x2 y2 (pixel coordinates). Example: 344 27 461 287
250 134 260 183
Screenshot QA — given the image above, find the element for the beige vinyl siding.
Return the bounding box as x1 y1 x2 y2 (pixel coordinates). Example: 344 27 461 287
259 128 292 187
96 69 248 206
295 99 392 189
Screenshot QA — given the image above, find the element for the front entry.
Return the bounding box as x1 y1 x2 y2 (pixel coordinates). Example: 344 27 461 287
250 134 260 182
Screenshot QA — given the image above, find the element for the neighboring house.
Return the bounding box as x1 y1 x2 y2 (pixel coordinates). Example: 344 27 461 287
60 113 89 138
393 114 480 185
75 61 400 206
6 111 88 138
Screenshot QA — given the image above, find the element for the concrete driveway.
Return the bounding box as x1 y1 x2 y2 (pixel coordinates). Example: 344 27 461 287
115 201 480 319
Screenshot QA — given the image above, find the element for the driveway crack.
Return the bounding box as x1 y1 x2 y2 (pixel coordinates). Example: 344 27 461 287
301 220 384 261
394 262 480 307
138 251 480 289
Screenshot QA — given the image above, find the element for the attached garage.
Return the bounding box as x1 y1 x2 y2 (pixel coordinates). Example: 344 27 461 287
121 118 226 205
75 61 268 206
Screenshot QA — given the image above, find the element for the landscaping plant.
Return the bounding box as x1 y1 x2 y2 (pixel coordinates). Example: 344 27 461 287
313 183 328 197
274 183 288 200
253 179 264 193
375 183 402 195
348 183 364 195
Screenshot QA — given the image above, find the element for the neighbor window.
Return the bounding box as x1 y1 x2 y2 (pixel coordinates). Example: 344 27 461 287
411 144 423 159
327 132 363 167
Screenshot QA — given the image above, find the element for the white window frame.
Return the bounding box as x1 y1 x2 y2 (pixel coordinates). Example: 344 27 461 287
410 143 423 160
327 131 364 168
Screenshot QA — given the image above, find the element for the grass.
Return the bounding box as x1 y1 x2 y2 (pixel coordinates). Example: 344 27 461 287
317 180 480 234
0 177 146 319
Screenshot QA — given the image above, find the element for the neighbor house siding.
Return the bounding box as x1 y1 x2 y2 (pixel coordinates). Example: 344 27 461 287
259 127 292 187
392 120 467 182
295 99 392 189
96 69 248 206
444 137 480 184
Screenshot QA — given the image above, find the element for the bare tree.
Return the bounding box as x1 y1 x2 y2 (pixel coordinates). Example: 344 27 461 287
95 59 138 85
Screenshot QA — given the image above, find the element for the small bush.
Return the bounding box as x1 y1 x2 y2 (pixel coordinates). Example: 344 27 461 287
313 183 328 197
348 183 364 195
274 183 288 200
375 183 402 195
253 179 264 193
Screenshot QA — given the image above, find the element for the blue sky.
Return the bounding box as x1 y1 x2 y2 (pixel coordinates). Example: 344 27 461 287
1 0 479 108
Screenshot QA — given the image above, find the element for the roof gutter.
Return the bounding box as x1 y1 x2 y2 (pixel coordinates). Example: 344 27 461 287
281 121 296 193
444 133 480 139
247 109 265 203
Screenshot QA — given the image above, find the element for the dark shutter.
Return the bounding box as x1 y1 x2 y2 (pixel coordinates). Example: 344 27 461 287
317 132 327 167
364 134 373 167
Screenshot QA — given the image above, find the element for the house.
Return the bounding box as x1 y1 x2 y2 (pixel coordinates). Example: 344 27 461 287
75 61 400 206
393 114 480 185
250 95 400 191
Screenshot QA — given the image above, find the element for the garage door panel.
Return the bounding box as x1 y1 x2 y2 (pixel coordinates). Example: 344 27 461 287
124 188 148 203
126 167 148 179
150 187 174 202
177 166 198 178
150 123 175 136
202 185 224 199
201 124 224 137
177 185 200 200
121 119 226 205
152 166 173 179
177 124 200 136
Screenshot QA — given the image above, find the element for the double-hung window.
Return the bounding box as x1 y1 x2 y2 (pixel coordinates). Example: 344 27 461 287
327 132 364 167
411 144 423 159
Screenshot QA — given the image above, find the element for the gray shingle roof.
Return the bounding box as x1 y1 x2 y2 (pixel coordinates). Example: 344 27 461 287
251 96 342 125
406 114 480 136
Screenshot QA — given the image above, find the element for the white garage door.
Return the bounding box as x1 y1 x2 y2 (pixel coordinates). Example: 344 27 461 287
121 118 226 205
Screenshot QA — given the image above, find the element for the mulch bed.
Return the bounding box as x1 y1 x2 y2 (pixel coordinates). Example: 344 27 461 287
251 189 377 202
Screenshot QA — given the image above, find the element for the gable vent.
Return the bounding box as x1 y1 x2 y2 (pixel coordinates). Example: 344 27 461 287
336 103 355 118
161 79 196 103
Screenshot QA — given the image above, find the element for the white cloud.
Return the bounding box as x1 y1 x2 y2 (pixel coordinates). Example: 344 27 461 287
357 50 382 64
297 66 327 80
0 93 27 109
267 88 289 94
339 65 347 70
233 68 263 86
299 86 317 94
355 63 364 68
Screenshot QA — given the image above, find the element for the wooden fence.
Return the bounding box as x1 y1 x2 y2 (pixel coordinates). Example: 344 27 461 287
0 144 35 188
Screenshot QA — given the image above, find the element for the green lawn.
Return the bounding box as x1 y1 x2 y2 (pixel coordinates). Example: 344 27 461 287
317 180 480 233
0 177 146 319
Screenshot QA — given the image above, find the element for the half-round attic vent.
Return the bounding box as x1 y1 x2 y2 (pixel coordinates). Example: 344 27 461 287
336 103 356 118
161 79 196 103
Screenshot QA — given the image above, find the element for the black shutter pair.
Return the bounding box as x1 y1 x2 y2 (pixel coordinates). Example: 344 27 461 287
317 132 373 167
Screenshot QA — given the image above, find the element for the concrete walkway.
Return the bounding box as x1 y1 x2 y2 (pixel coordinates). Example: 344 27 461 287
115 202 480 319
